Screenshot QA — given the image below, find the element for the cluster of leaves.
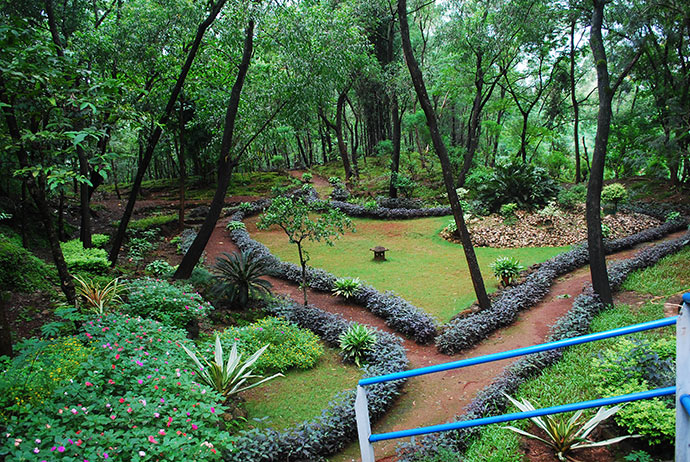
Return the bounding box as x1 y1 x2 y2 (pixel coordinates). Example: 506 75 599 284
145 259 176 277
490 257 524 285
129 214 177 231
225 220 246 231
0 315 231 461
391 172 417 198
210 251 272 308
301 172 313 183
474 161 559 212
126 228 160 266
339 323 377 367
329 199 451 219
557 185 587 210
60 238 110 274
399 230 690 461
219 317 324 373
376 197 424 209
74 275 123 316
0 235 57 292
593 337 675 445
332 277 362 298
122 278 213 329
225 298 408 461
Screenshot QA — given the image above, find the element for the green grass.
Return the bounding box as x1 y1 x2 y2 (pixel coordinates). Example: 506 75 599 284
240 346 361 431
128 213 177 230
622 246 690 296
247 215 568 322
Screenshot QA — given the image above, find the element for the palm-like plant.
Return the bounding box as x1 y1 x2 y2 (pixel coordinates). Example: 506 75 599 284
211 251 272 308
503 394 635 461
73 275 123 315
181 334 282 398
332 277 361 298
339 323 377 367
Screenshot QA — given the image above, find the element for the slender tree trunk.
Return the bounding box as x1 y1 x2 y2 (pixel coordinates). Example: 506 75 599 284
177 109 187 229
399 0 490 311
173 20 255 279
109 0 227 266
335 91 354 184
297 241 308 306
0 291 12 358
390 93 402 198
570 20 582 183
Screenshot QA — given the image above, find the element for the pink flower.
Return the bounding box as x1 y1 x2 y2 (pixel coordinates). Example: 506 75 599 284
191 424 198 430
158 430 165 435
85 382 93 387
147 436 158 444
210 407 215 413
58 446 65 453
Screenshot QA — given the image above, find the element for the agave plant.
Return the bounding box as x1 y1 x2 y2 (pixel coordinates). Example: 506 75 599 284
211 251 272 308
181 334 282 398
503 394 635 461
73 275 123 315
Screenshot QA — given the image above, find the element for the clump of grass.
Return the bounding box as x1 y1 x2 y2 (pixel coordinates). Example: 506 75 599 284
622 246 690 296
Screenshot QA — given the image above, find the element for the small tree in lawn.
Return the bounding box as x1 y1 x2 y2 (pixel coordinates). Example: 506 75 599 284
257 196 353 306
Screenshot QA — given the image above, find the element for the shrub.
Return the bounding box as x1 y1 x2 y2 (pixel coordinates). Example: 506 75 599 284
61 238 110 274
0 237 56 292
219 317 324 373
225 220 246 231
557 184 587 209
601 222 612 238
601 183 627 213
211 251 272 308
499 202 518 219
301 172 313 183
122 277 213 329
145 259 175 277
593 337 675 445
332 277 362 298
239 202 253 213
0 314 231 461
364 199 378 210
475 162 559 212
444 220 458 235
537 201 564 220
177 228 197 254
74 275 123 316
339 323 377 367
126 228 160 265
665 211 681 223
490 257 524 286
129 213 177 230
328 176 342 186
391 172 417 198
91 233 110 248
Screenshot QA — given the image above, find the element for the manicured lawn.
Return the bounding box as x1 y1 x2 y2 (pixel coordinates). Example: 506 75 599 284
246 215 569 322
240 346 361 431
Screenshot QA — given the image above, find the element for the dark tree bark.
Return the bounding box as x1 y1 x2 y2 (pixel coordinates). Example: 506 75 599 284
0 291 12 358
109 0 227 266
319 88 354 185
173 21 256 279
398 0 491 311
389 92 403 198
570 19 582 183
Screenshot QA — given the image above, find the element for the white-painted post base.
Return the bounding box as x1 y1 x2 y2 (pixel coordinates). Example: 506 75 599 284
356 385 376 462
676 297 690 462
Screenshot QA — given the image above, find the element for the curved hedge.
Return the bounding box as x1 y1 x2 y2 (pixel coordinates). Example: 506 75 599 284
225 298 408 462
397 229 690 461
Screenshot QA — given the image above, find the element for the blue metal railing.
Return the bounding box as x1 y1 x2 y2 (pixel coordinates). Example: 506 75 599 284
354 293 690 462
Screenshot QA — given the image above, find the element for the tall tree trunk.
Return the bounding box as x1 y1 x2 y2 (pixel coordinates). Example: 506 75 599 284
0 291 12 358
570 20 582 183
177 109 187 229
109 0 227 266
173 20 254 279
399 0 491 311
297 241 308 306
389 93 402 198
335 91 354 184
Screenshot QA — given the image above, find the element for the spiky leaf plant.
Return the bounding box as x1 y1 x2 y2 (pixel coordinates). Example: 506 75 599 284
211 251 272 308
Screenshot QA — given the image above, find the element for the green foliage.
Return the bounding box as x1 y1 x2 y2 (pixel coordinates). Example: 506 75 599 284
601 183 628 213
74 275 123 316
301 172 313 182
557 184 587 209
0 237 56 292
475 162 559 212
537 201 564 219
444 219 458 234
624 450 654 462
122 277 213 329
126 228 160 266
211 251 272 308
128 213 177 230
503 395 632 461
239 202 253 213
225 220 247 231
339 323 377 367
499 202 518 218
665 211 681 222
601 222 612 238
332 277 361 298
145 259 175 277
219 317 324 373
374 139 393 157
328 176 342 186
490 256 524 285
363 199 378 210
61 239 110 274
91 234 110 248
391 172 417 197
622 246 690 295
181 333 283 398
593 337 675 445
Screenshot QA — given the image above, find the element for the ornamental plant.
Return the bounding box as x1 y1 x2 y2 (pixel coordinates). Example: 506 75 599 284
503 394 633 462
332 277 362 299
145 259 175 277
0 314 231 461
60 238 109 274
122 277 213 329
339 323 377 367
490 256 524 286
181 333 283 398
211 251 272 309
601 183 627 214
74 275 123 316
225 220 246 231
301 172 313 183
219 317 323 373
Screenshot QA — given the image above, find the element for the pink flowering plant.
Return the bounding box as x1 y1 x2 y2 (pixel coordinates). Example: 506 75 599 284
122 278 213 329
1 314 231 461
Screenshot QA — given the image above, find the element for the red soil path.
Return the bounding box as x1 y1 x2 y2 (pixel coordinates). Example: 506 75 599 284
202 207 686 462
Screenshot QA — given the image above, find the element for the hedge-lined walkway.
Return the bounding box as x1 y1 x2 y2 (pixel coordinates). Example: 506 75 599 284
203 214 686 461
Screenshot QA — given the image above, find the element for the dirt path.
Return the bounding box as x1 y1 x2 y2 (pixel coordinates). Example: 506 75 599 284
202 211 685 461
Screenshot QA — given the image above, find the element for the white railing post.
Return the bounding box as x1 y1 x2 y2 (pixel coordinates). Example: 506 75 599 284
356 385 376 462
676 293 690 462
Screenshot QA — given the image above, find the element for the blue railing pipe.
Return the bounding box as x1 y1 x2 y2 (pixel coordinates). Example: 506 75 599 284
359 316 677 386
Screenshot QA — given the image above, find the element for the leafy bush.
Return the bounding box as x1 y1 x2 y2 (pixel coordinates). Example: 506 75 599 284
500 202 518 219
332 277 362 298
557 184 587 209
301 172 313 183
145 259 175 277
74 275 123 316
126 228 160 266
593 337 675 445
537 201 564 220
475 162 559 212
601 183 627 213
239 202 253 213
444 220 458 235
211 251 272 308
665 211 681 223
391 172 417 198
0 237 56 291
339 323 377 367
91 233 110 248
129 213 177 230
0 337 93 421
219 317 324 373
225 220 246 231
0 314 231 461
122 277 213 329
601 222 612 238
328 176 342 186
61 238 110 274
490 257 524 286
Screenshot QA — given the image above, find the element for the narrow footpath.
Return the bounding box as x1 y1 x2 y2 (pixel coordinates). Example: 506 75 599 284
203 209 686 461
